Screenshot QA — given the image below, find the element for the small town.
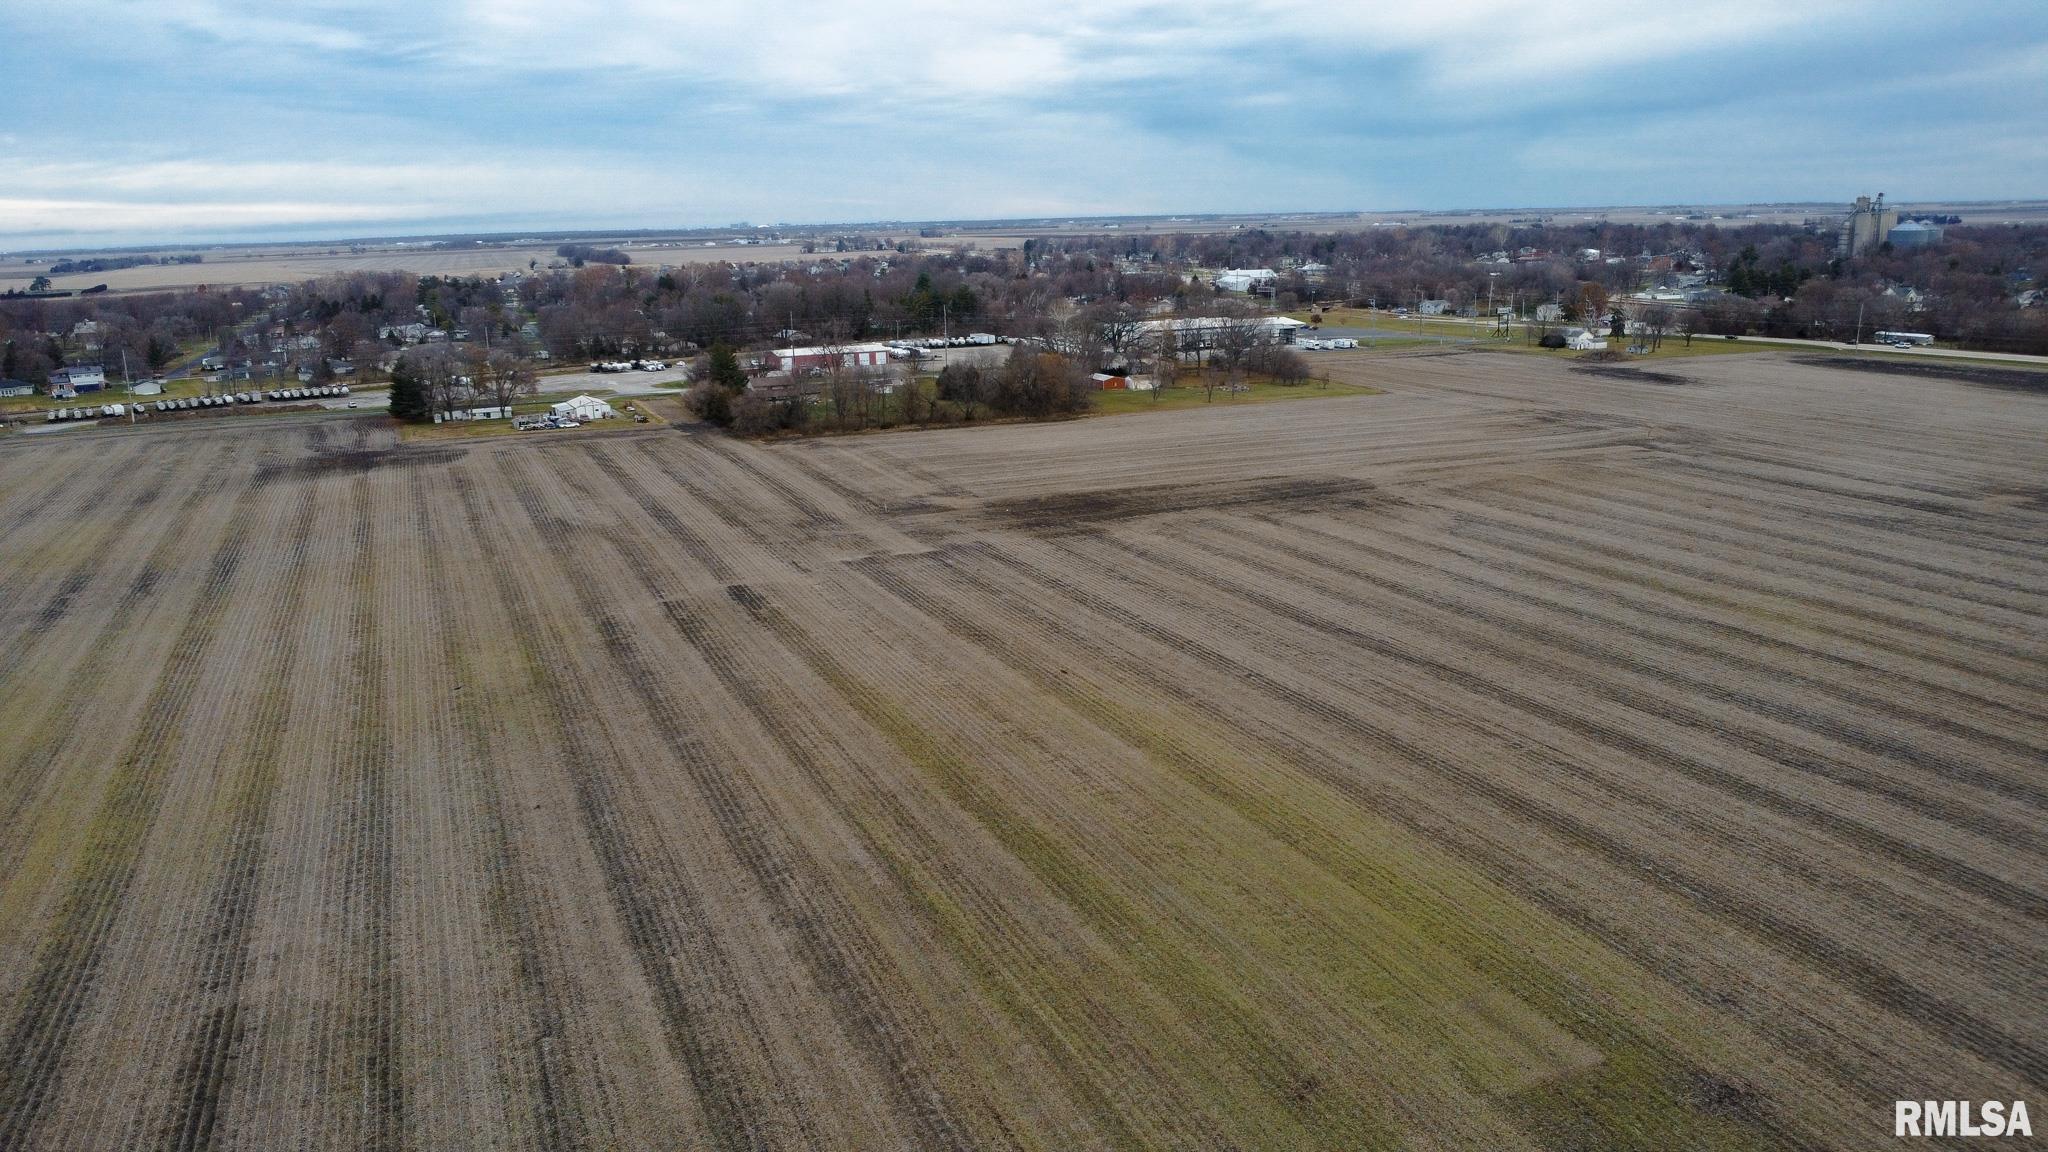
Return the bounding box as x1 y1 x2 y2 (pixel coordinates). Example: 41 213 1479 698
3 194 2041 438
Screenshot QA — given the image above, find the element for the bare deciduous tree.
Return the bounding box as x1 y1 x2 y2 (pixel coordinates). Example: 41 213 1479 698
1642 305 1673 351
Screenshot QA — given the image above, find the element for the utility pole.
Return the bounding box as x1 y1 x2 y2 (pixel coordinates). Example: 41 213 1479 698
1853 300 1864 347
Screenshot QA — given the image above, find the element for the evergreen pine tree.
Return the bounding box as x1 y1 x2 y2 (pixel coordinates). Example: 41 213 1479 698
388 361 430 422
708 342 747 391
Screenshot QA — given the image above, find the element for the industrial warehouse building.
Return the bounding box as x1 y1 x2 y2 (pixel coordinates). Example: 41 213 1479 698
772 343 894 374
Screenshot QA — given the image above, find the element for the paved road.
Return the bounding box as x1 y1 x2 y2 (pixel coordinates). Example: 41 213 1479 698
1681 334 2048 366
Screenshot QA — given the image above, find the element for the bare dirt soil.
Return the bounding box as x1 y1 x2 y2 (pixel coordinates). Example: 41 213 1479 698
0 350 2042 1149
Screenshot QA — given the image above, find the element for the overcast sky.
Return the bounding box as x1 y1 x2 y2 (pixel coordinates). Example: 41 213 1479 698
5 1 2044 248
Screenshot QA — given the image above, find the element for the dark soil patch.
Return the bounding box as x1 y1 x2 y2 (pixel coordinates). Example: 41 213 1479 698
1793 356 2048 394
1571 365 1691 386
1684 1072 1769 1124
985 476 1379 533
255 445 462 483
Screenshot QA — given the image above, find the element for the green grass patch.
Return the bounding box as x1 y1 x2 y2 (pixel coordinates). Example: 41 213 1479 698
1092 377 1382 416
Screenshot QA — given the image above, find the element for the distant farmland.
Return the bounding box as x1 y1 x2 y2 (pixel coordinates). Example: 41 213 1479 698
0 240 821 294
0 351 2041 1149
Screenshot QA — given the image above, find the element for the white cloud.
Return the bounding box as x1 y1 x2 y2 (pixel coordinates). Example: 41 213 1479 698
0 198 422 236
6 0 2036 242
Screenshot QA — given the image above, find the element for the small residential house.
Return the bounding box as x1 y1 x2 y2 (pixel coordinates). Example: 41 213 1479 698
0 379 34 397
1417 299 1451 316
49 365 106 395
1562 328 1608 351
1534 303 1565 323
551 394 616 422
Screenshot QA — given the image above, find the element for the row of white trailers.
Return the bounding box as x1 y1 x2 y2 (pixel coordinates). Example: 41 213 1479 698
45 385 351 422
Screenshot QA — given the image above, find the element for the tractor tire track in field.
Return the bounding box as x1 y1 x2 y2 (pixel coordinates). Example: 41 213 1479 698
312 473 406 1151
0 438 151 548
410 469 586 1151
1161 520 2048 857
1257 512 2048 771
158 487 320 1152
857 540 1982 1115
582 446 736 583
1101 522 2041 903
1443 499 2047 674
1428 505 2048 704
627 441 812 569
460 464 788 1152
1534 470 2044 605
1467 479 2047 650
714 581 1379 1147
694 434 845 530
963 537 2048 1087
0 470 261 1150
0 441 232 697
0 449 177 638
525 452 984 1151
840 546 1825 1149
656 597 1159 1151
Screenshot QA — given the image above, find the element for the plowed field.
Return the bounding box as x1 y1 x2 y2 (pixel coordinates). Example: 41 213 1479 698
1 350 2042 1149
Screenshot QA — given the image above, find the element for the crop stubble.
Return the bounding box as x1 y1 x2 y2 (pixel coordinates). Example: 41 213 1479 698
0 350 2042 1149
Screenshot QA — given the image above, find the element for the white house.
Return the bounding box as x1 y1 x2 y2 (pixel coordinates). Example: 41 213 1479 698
551 394 616 422
1563 328 1609 351
1417 299 1451 315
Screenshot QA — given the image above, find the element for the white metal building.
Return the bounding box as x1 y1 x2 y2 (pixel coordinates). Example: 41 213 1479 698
551 395 617 422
